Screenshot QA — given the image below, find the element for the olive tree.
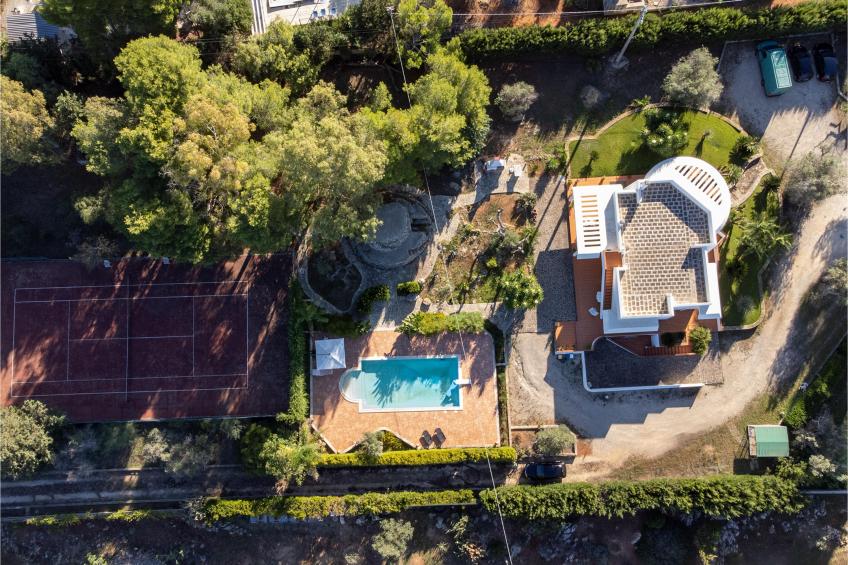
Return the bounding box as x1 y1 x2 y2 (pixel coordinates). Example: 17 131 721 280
371 518 414 562
495 81 538 122
661 47 723 109
533 425 576 456
784 150 844 211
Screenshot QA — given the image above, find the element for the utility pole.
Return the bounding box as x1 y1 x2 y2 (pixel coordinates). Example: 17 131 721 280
610 3 649 70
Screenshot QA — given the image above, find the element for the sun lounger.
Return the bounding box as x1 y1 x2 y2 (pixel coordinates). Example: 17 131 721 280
420 430 433 448
433 428 446 446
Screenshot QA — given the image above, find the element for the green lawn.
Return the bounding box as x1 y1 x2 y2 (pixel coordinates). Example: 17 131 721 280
567 109 742 177
719 181 777 327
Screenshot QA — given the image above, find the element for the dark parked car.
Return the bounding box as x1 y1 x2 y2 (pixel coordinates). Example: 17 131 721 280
524 462 565 481
812 43 838 82
788 43 814 82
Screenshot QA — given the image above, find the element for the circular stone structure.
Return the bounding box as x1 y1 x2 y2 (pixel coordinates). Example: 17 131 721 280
348 189 437 270
371 201 411 250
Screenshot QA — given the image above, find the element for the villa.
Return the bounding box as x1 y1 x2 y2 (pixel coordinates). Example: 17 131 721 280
556 156 730 365
309 331 500 453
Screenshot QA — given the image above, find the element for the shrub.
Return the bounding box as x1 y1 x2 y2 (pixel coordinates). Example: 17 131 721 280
721 163 743 186
396 281 422 296
0 400 65 479
761 173 781 193
688 326 712 355
319 446 517 467
642 108 688 158
784 341 846 429
495 81 538 121
399 311 485 335
485 256 499 270
498 269 544 309
200 489 476 522
357 285 391 314
784 150 844 211
479 475 805 519
380 430 411 452
533 425 576 456
661 47 722 109
260 424 321 488
730 135 760 165
457 2 846 60
240 423 274 472
515 192 538 219
372 518 414 562
359 431 384 461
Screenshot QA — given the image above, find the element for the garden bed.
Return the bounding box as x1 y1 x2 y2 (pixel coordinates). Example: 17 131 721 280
567 109 742 178
719 178 779 327
423 194 535 305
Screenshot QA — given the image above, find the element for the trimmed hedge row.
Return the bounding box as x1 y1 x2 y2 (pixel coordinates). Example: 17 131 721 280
201 489 476 522
318 446 517 467
278 281 309 425
458 1 846 59
479 475 805 519
399 311 485 335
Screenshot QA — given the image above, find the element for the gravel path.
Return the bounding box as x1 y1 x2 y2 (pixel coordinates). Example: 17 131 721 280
519 174 576 333
508 195 847 478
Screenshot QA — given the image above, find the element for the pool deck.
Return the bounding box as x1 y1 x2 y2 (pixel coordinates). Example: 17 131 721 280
310 331 501 453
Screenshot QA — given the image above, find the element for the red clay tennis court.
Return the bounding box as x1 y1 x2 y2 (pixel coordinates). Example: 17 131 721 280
1 255 291 421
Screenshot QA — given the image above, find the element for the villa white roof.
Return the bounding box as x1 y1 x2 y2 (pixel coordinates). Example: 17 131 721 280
572 157 728 326
315 338 346 371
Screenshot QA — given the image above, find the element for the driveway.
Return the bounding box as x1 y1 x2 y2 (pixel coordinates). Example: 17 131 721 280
718 37 846 167
507 195 847 478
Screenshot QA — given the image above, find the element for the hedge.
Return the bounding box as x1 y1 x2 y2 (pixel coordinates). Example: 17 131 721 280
278 281 309 425
201 489 476 522
479 475 805 520
399 311 485 335
318 446 517 467
458 1 846 60
396 281 422 296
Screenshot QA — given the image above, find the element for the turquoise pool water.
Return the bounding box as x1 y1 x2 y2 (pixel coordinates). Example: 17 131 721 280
339 356 461 411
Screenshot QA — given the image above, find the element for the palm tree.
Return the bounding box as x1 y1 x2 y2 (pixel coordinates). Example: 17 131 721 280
738 215 792 260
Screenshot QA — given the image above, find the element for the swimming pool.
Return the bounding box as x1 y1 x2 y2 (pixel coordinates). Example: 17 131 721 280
339 356 463 412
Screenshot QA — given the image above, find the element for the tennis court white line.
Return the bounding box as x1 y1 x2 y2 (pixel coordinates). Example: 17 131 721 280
69 335 196 342
192 296 196 377
66 301 70 381
11 372 248 386
11 289 17 394
13 280 251 291
10 384 249 398
15 293 249 304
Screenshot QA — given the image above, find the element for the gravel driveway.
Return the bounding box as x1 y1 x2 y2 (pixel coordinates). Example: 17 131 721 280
718 36 846 167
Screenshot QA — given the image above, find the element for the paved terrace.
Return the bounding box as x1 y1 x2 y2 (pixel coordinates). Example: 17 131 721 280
310 331 500 453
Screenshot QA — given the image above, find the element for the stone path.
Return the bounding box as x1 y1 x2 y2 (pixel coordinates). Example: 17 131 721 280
519 174 576 333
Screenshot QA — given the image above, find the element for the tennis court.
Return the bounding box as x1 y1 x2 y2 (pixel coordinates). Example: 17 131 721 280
1 255 291 421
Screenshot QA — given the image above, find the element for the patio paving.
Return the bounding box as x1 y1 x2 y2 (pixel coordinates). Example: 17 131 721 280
584 337 723 389
310 331 500 453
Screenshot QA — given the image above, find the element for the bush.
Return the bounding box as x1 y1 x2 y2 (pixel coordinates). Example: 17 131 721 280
357 285 391 314
319 446 517 467
359 431 384 461
661 47 722 109
200 489 476 522
240 423 274 472
642 108 688 158
372 518 414 562
533 425 576 456
495 81 538 121
730 135 760 165
688 326 712 355
479 475 805 519
399 311 485 335
0 400 66 479
396 281 422 296
260 424 321 488
498 269 544 309
457 2 846 60
380 430 411 452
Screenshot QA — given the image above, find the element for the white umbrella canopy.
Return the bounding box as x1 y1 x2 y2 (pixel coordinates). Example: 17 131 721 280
315 338 346 371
